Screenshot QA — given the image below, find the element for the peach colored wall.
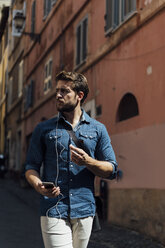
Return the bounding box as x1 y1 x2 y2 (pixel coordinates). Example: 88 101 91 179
89 0 107 54
110 123 165 189
85 8 165 135
108 188 165 244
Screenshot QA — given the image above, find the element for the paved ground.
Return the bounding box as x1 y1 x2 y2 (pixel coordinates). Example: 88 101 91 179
89 223 164 248
0 178 44 248
1 177 165 248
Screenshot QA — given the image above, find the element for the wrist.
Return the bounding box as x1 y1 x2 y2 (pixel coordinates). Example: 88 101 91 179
32 179 42 190
86 156 97 168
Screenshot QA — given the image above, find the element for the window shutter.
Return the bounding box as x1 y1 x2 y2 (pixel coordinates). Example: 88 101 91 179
48 60 52 89
31 0 36 33
124 0 129 17
27 85 30 109
132 0 136 11
47 0 52 14
18 60 24 97
49 60 52 76
82 18 88 61
29 80 34 107
114 0 120 27
48 79 52 89
121 0 125 21
8 77 13 108
45 64 48 78
105 0 113 32
44 82 47 92
24 85 28 112
124 0 136 18
76 25 81 65
44 0 47 17
25 80 34 110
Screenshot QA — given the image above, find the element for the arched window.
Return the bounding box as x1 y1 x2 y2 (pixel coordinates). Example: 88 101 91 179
117 93 139 122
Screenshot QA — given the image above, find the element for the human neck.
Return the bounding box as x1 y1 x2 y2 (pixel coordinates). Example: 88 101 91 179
62 107 82 128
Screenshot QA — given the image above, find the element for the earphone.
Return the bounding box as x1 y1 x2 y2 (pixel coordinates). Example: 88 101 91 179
46 115 64 219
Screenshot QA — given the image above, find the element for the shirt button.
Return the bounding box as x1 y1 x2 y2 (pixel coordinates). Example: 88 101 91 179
70 179 72 182
70 193 73 196
70 164 73 167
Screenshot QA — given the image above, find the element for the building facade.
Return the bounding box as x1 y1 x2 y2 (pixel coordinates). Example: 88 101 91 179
0 4 9 156
2 0 165 244
6 0 25 176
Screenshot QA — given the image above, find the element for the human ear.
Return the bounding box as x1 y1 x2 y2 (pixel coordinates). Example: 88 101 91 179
77 91 84 102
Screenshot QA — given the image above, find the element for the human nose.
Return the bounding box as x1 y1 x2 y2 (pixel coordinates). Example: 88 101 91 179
56 90 62 98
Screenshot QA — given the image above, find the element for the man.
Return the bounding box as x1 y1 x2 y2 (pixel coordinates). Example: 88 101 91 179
25 71 117 248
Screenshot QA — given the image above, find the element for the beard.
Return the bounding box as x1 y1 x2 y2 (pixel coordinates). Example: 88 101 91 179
56 99 79 113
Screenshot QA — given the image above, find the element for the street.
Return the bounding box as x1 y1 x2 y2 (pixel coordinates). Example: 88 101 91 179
0 178 164 248
0 179 44 248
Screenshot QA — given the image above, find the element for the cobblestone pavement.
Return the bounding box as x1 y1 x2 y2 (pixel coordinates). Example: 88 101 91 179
2 178 165 248
89 222 164 248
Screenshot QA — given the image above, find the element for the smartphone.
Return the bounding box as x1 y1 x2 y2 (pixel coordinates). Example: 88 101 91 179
42 182 55 189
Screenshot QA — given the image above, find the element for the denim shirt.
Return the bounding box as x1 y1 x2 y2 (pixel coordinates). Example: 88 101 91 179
25 110 117 219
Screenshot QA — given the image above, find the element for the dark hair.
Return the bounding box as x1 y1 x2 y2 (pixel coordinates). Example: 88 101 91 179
55 71 89 103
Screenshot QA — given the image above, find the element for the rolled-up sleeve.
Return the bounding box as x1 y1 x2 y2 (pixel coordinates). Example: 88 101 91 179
25 124 44 173
95 124 118 179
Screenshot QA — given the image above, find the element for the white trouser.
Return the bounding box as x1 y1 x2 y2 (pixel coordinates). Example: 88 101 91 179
41 216 93 248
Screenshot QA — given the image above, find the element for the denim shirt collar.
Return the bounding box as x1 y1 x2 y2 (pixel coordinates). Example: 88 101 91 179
57 109 90 125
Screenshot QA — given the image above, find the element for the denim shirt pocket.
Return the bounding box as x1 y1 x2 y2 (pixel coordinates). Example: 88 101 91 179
79 130 98 155
47 130 68 162
46 131 62 155
48 131 62 142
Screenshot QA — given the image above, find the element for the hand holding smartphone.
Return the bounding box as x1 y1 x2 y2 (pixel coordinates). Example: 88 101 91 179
39 182 60 198
42 182 55 189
